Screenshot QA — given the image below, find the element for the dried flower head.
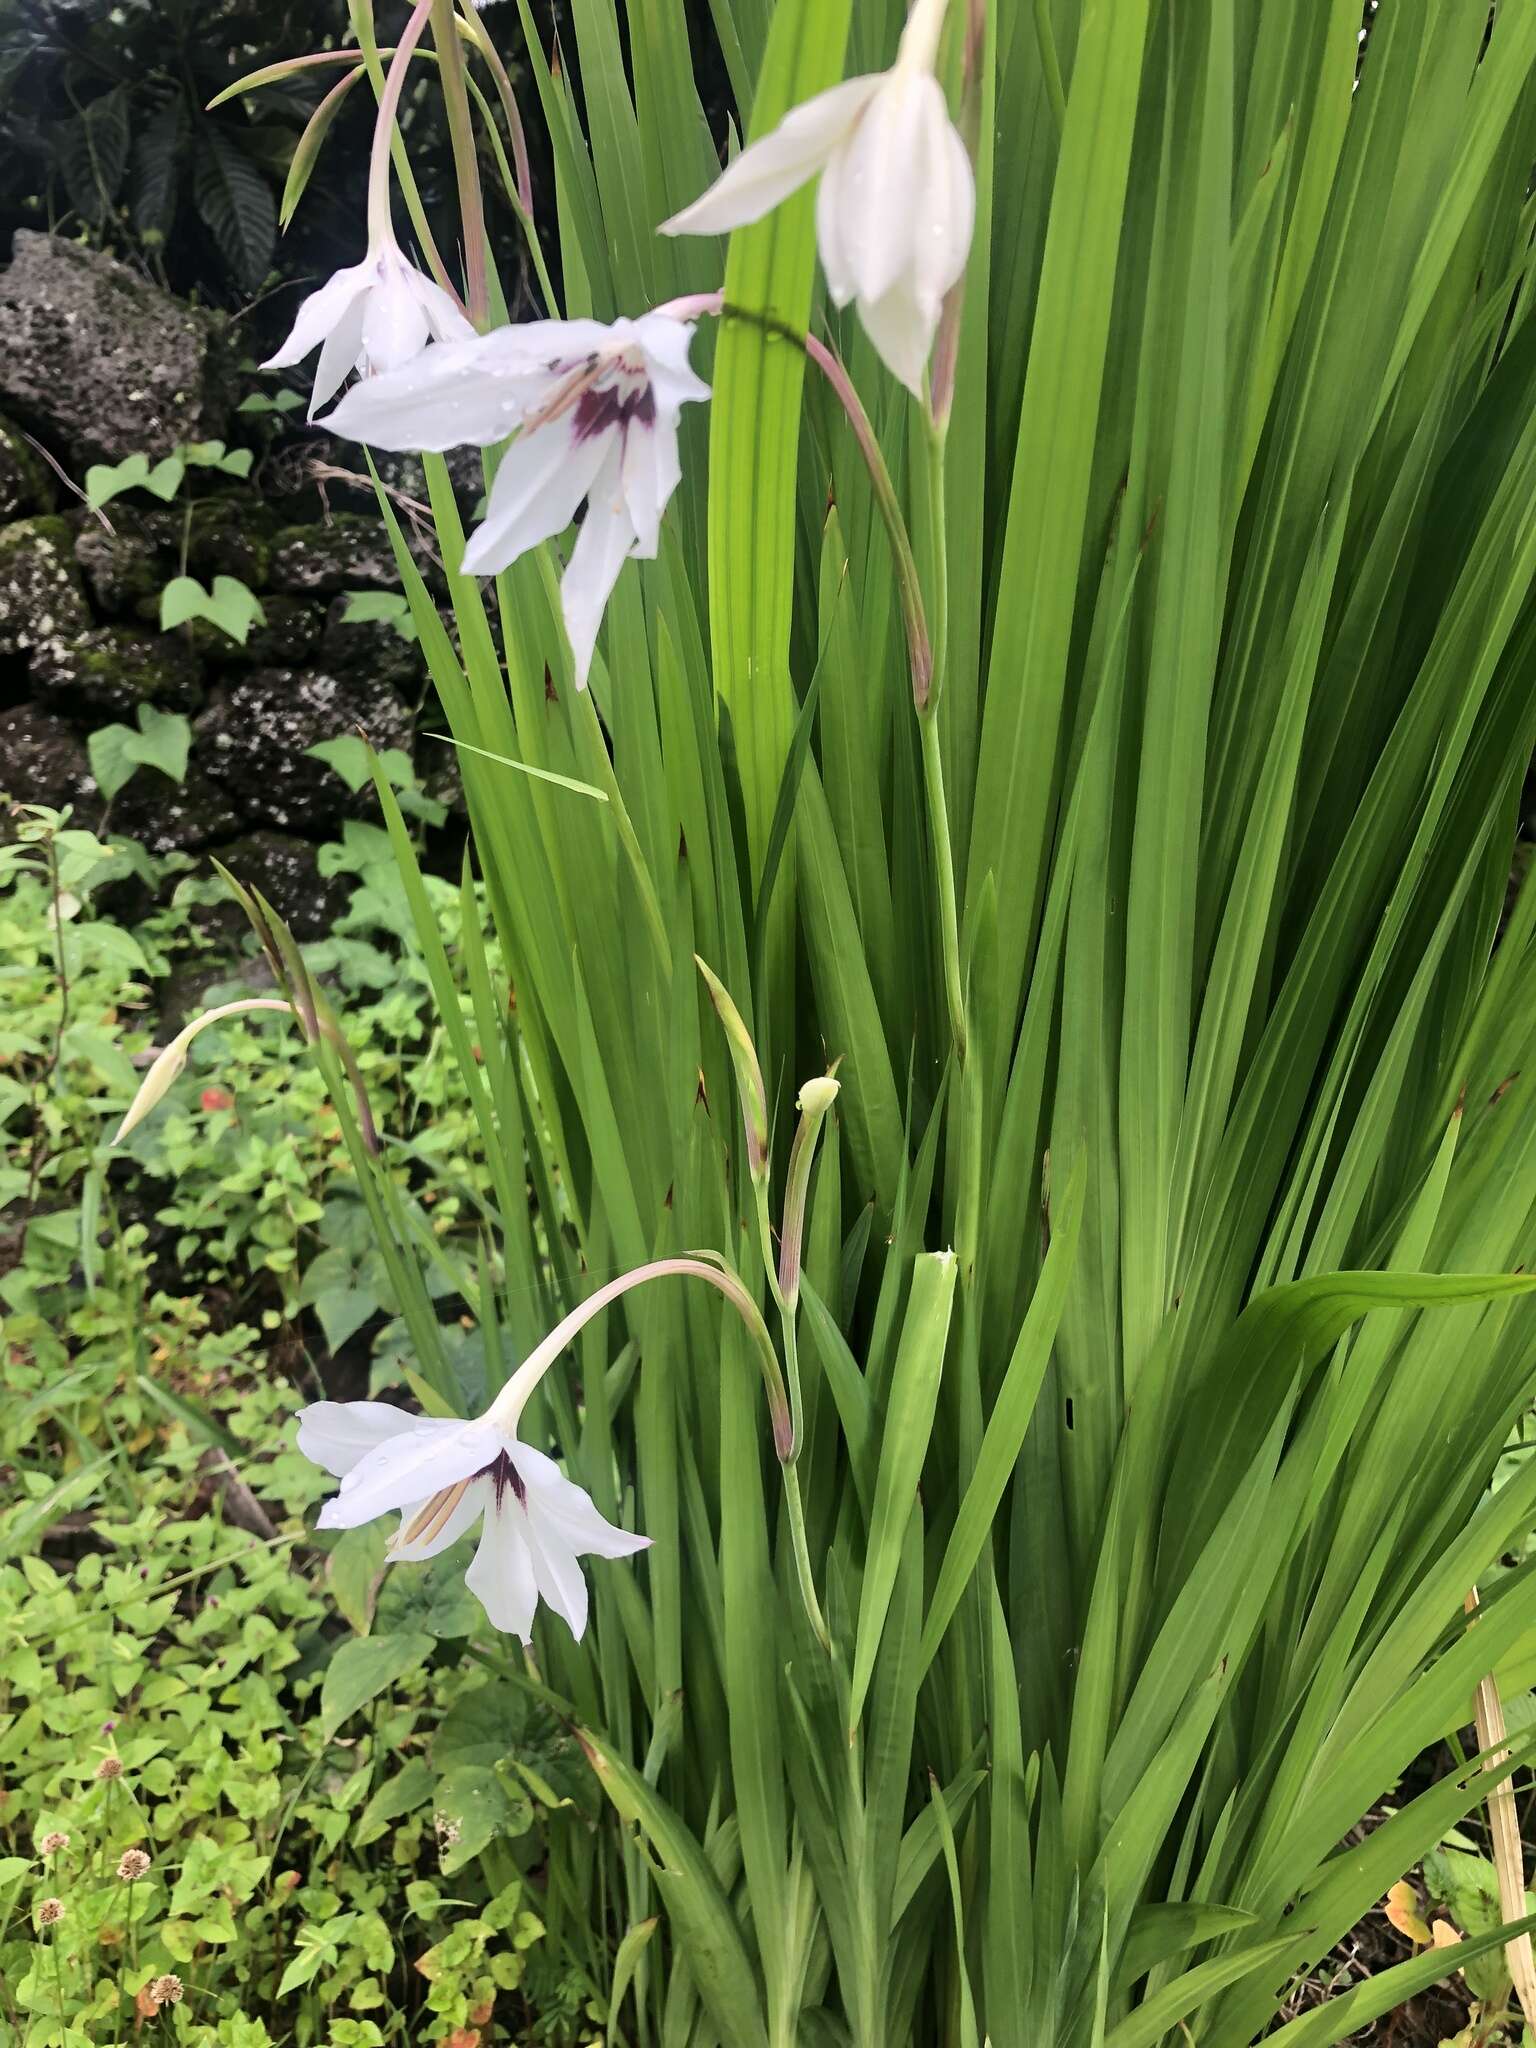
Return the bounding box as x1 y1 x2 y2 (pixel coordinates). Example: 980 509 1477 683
117 1849 151 1881
94 1755 123 1781
149 1973 184 2006
36 1897 64 1927
39 1831 69 1856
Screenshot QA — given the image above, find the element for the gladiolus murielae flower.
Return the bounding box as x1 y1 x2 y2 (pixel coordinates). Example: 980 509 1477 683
297 1256 791 1640
262 235 474 420
262 0 472 419
326 312 710 684
661 0 972 395
299 1397 649 1641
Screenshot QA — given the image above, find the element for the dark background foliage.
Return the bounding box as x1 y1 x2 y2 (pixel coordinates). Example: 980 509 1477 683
0 0 728 344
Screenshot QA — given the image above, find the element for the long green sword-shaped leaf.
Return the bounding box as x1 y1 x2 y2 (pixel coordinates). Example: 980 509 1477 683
848 1250 958 1733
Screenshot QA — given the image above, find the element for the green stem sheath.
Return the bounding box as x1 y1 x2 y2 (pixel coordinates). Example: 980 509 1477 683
917 421 967 1069
781 1460 831 1652
568 639 674 985
431 0 491 325
920 711 967 1070
1033 0 1067 135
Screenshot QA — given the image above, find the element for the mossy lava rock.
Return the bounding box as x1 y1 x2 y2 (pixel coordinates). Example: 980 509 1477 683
0 412 53 521
0 515 92 672
198 668 413 832
34 625 205 717
0 232 233 467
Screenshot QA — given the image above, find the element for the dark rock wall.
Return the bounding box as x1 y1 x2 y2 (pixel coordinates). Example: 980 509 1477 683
0 232 449 939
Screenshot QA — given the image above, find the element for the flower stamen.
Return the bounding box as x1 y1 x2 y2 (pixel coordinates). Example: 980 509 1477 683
396 1477 472 1550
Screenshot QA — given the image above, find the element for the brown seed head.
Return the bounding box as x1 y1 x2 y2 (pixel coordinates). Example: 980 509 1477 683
94 1755 123 1781
117 1849 151 1881
149 1973 184 2006
37 1897 65 1926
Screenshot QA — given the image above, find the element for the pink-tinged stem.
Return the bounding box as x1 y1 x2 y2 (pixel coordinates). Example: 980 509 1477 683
367 0 438 244
491 1257 793 1458
652 288 726 323
803 332 934 709
682 282 935 710
458 2 533 217
929 0 986 432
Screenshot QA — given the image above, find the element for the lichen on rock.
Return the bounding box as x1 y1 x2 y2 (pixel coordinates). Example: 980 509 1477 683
270 515 402 595
0 703 99 814
0 231 234 467
34 624 205 717
198 668 413 832
0 412 53 521
0 515 93 673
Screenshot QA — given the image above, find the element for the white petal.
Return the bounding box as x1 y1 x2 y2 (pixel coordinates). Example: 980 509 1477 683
508 316 643 368
560 448 635 686
389 1476 488 1562
633 315 711 411
296 1400 415 1478
832 73 934 310
816 139 858 307
407 267 477 345
326 335 549 452
911 90 975 311
261 260 372 370
308 291 369 419
620 411 680 559
361 263 432 376
660 76 883 236
516 1446 652 1560
857 277 937 397
461 417 610 577
518 1511 589 1641
317 1416 497 1529
464 1510 540 1640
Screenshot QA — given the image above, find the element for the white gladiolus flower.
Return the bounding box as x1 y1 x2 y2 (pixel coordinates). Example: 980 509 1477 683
325 312 710 684
263 234 475 420
298 1397 648 1641
660 0 973 395
297 1256 795 1639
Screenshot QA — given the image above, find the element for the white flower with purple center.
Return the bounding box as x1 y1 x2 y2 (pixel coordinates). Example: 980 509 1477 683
323 311 710 683
298 1399 648 1642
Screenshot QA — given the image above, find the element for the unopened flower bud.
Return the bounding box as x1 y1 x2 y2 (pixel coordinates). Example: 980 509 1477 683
112 999 293 1145
117 1849 151 1881
693 956 770 1181
778 1073 841 1312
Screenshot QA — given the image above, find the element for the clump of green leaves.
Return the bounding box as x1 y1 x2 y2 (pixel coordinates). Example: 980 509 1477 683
0 1359 587 2047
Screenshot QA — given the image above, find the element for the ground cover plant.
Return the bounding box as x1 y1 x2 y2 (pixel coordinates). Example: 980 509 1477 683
19 0 1536 2041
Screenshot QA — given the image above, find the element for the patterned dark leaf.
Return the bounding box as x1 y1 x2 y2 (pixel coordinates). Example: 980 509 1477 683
58 87 131 226
192 125 277 290
132 95 188 240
